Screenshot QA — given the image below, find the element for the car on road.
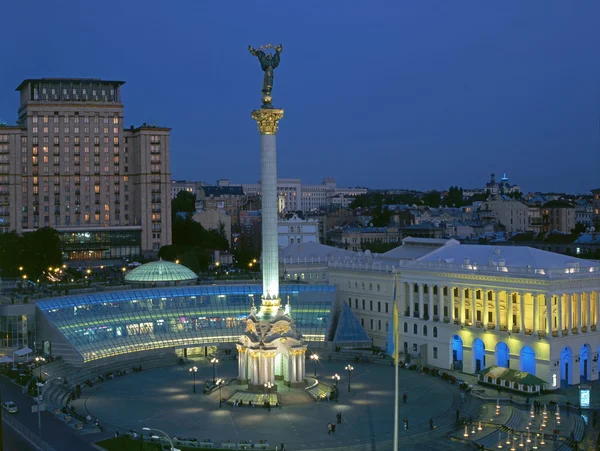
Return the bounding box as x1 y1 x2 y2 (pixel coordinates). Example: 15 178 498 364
2 401 18 413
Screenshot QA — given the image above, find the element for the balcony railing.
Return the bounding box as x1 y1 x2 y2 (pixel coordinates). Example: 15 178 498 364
525 329 533 335
538 331 547 338
499 325 508 331
453 319 461 325
487 323 496 330
512 326 520 333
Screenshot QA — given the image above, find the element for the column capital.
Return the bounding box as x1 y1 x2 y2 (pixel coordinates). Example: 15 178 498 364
251 108 284 135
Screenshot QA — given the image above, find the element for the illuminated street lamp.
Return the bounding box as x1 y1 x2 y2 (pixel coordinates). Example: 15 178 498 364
211 357 219 383
35 356 45 381
331 373 340 388
175 259 180 264
189 366 198 393
142 427 177 451
121 267 127 272
264 382 273 411
310 353 319 377
216 378 224 408
18 266 23 271
345 365 354 392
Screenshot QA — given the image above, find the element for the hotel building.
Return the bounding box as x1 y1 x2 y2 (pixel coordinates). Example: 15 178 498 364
0 78 171 260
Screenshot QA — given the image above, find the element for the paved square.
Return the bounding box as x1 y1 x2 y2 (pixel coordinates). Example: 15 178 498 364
75 360 461 449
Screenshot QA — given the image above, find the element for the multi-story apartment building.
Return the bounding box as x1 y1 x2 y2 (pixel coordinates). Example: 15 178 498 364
171 180 203 199
242 177 367 213
278 214 320 247
478 195 529 234
329 227 400 252
590 188 600 228
542 200 576 234
195 185 246 226
0 78 171 259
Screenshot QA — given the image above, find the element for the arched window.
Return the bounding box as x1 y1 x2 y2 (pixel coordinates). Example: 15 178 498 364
413 324 418 335
423 325 428 336
403 322 408 333
433 326 438 338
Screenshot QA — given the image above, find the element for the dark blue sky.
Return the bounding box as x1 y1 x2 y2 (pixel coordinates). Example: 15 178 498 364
1 1 599 193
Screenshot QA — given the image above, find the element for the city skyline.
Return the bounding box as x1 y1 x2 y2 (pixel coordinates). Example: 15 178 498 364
1 1 599 193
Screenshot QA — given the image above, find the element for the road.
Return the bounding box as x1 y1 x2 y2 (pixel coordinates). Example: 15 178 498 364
0 377 99 451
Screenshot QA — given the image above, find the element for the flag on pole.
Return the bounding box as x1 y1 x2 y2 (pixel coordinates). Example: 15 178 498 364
386 281 399 363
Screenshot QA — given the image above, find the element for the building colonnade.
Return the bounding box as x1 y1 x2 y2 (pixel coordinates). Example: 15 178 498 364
399 281 600 337
237 346 306 385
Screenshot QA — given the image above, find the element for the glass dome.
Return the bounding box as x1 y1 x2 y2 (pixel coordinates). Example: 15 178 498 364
124 260 197 284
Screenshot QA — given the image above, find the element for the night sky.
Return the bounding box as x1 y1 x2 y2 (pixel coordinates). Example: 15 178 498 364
1 1 599 193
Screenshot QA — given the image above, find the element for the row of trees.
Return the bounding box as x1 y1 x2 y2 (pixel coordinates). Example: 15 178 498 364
0 228 62 279
349 186 509 211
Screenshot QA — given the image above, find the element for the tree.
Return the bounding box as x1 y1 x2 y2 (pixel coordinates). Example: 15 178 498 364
444 186 464 207
0 228 62 279
171 191 196 219
371 205 392 227
422 191 441 208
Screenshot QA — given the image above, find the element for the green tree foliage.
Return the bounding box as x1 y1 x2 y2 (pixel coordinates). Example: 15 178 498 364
349 192 421 210
506 191 523 200
422 190 441 208
444 186 464 207
159 216 229 271
0 228 62 278
171 190 196 219
371 205 392 227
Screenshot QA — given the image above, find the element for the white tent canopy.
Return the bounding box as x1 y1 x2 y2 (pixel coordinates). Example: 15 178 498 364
0 356 13 364
13 347 32 357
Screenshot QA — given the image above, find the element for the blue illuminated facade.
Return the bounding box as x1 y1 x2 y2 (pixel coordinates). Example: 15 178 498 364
35 284 369 366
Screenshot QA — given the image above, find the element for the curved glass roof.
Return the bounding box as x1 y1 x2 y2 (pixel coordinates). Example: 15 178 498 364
124 260 197 283
35 284 368 365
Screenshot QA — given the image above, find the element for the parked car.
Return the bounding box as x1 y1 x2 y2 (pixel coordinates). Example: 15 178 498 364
2 401 18 413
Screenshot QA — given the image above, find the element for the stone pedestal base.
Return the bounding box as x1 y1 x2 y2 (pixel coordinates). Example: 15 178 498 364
236 378 249 385
247 383 279 393
284 379 307 389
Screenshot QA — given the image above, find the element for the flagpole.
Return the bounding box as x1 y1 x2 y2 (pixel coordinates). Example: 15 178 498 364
393 297 399 451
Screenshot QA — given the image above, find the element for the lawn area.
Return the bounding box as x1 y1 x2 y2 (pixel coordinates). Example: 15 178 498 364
97 436 217 451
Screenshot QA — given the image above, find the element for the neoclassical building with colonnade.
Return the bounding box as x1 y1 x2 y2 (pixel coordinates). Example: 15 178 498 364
328 239 600 390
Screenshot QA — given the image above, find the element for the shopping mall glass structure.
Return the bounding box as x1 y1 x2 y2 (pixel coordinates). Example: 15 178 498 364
35 284 369 366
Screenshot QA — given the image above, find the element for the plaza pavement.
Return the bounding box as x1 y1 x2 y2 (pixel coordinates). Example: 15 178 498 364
73 360 468 450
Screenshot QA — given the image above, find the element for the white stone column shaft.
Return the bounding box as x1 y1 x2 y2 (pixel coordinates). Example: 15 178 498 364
546 294 553 335
449 287 455 322
289 354 297 383
494 290 500 328
470 288 477 329
408 283 413 317
533 293 539 334
483 290 488 327
577 292 582 333
567 293 573 335
557 293 563 334
259 133 280 299
586 292 591 330
460 288 466 325
418 284 424 319
507 292 513 330
429 284 434 322
438 285 444 322
519 292 525 333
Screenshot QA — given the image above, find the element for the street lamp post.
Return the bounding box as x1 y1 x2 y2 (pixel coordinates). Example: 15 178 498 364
211 357 219 383
345 365 354 392
143 427 177 451
189 366 198 393
35 356 45 381
216 379 224 408
36 381 43 438
332 374 340 389
264 382 273 411
310 354 319 378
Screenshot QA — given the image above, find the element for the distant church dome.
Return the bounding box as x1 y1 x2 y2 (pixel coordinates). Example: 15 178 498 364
124 260 197 285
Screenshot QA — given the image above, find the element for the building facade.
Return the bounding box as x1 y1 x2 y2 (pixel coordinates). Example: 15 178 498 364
327 241 600 389
278 214 320 247
242 177 367 213
0 78 171 259
542 201 576 234
478 196 530 234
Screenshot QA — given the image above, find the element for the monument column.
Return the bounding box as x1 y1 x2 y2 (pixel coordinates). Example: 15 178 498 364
289 352 297 384
252 108 284 315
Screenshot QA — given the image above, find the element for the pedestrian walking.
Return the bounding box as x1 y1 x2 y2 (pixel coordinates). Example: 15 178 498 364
402 392 408 404
331 423 336 433
328 423 332 435
403 418 408 430
456 409 460 422
429 417 434 430
337 412 342 424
